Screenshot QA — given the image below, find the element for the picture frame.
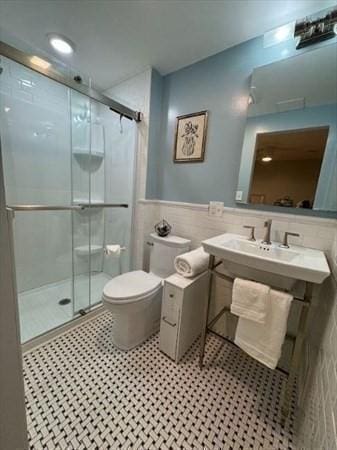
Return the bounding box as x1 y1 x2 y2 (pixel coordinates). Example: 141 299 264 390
173 110 208 163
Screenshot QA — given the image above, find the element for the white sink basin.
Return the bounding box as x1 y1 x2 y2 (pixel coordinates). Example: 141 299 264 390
223 238 299 263
202 233 330 284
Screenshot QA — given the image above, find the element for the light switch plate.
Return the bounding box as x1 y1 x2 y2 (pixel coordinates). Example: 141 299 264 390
209 201 224 217
235 190 243 201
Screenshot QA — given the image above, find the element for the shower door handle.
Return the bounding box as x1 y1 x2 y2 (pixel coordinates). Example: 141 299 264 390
6 203 129 212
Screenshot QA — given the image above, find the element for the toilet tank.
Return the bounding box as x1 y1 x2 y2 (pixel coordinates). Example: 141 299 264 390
149 233 191 278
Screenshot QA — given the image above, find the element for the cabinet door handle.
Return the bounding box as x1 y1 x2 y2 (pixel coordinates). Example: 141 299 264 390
162 316 176 327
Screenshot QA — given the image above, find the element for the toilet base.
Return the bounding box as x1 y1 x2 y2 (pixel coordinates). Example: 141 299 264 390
105 287 163 351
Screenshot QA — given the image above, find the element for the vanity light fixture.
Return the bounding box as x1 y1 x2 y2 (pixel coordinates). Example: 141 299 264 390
47 33 75 55
263 22 295 48
261 156 273 162
275 24 293 42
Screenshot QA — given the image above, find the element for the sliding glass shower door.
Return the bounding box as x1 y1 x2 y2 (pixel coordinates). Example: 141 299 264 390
0 55 136 342
70 92 136 314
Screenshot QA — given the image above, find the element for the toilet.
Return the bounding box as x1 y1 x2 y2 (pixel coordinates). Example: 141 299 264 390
103 233 191 350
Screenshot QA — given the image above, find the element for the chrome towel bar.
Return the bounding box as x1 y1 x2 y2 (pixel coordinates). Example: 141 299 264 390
6 203 128 212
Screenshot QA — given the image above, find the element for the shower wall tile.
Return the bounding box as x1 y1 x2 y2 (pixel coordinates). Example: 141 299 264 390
104 68 153 271
1 57 73 292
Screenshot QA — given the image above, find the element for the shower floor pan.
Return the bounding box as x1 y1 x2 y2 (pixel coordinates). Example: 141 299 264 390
18 272 111 343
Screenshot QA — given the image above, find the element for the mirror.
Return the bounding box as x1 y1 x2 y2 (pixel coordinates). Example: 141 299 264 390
236 44 337 212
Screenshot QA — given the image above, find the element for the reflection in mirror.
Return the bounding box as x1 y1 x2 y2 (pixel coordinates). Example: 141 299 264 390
236 44 337 213
250 127 329 208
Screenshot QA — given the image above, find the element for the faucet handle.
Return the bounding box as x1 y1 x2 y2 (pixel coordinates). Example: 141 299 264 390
279 232 300 249
243 225 256 241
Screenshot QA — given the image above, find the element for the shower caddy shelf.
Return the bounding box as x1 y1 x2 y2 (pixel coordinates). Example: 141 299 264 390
73 148 105 159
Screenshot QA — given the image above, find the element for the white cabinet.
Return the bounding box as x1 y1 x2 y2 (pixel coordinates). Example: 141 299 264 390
159 271 209 363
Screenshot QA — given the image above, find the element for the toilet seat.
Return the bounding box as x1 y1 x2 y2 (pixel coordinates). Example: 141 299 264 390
103 270 162 305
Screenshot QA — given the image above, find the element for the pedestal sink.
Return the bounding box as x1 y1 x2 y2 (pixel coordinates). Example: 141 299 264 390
202 233 330 284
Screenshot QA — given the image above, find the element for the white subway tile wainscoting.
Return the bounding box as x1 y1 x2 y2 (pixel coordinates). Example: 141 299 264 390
136 200 336 257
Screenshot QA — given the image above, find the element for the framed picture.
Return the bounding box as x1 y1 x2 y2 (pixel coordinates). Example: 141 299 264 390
173 110 208 163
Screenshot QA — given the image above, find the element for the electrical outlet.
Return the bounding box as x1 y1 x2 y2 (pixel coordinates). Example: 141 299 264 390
235 190 243 201
209 201 224 217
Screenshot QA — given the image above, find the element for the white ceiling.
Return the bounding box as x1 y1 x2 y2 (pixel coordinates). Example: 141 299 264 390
0 0 335 90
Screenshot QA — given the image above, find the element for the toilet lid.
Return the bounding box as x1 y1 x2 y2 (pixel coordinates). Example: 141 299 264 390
103 270 162 302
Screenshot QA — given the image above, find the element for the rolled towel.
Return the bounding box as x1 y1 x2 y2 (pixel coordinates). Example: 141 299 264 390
234 289 293 370
231 278 270 324
174 247 209 278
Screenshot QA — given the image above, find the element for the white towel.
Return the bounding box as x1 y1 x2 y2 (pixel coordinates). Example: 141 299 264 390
231 278 270 324
234 289 293 370
174 247 209 278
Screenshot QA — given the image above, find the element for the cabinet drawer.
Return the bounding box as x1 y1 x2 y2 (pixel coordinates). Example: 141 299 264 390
161 284 182 325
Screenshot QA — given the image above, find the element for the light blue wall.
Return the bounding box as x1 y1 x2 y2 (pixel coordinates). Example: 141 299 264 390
146 34 337 217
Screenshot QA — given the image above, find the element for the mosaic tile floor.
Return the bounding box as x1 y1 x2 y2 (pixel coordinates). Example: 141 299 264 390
23 311 296 449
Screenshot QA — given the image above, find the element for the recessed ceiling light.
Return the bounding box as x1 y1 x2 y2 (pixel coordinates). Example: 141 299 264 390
262 156 272 162
47 33 75 55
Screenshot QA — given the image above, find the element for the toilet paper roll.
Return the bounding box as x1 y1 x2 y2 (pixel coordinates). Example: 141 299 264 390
105 244 121 257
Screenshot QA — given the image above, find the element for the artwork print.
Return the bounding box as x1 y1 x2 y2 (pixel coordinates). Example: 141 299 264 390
173 111 208 162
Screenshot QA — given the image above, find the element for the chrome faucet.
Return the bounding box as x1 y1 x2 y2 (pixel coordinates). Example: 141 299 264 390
262 219 272 245
243 225 256 241
279 232 300 249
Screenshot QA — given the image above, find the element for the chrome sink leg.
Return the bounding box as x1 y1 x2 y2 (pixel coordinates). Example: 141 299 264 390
281 282 313 424
199 255 215 368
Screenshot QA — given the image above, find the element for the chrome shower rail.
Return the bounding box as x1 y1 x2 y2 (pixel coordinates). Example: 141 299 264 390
0 41 141 122
6 203 128 212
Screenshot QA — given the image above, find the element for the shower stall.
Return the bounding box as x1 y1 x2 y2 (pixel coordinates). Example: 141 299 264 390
0 42 140 343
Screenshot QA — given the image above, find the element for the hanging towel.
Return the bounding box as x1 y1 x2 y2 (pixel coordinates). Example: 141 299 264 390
231 278 270 324
174 247 209 278
234 289 293 370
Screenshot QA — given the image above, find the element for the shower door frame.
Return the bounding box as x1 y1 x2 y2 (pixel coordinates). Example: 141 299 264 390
0 41 141 122
0 41 141 342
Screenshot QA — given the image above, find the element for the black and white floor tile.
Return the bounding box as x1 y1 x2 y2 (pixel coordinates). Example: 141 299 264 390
23 311 296 449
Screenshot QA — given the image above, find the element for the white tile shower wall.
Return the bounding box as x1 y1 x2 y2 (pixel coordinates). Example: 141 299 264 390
104 68 153 271
0 57 73 292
